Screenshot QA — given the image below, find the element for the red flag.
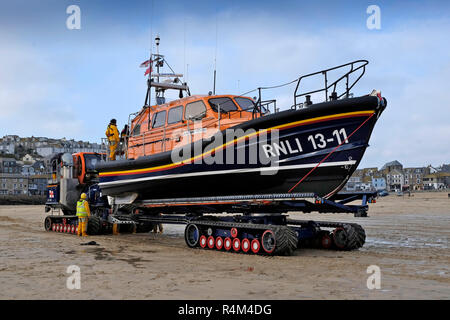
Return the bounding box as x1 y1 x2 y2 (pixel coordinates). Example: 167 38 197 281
144 66 152 76
140 59 151 68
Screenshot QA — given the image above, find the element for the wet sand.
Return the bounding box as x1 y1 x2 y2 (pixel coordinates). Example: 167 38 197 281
0 192 449 299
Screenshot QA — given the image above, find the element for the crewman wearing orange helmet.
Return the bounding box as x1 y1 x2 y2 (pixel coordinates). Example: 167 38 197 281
76 193 90 237
105 119 120 161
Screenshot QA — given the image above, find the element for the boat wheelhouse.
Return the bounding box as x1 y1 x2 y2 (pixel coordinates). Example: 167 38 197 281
127 94 263 159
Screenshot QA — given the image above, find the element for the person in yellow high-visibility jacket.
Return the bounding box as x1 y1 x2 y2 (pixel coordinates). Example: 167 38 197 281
76 193 90 237
105 119 120 161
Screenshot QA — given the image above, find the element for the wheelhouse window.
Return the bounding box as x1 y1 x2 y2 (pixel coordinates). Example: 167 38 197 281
132 123 141 136
185 100 207 120
208 97 238 113
234 97 255 111
152 110 167 128
167 106 183 125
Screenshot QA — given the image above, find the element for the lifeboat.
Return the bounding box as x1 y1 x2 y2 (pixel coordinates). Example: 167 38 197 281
96 43 386 202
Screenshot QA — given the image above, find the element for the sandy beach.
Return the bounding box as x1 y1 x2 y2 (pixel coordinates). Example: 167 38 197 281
1 191 449 299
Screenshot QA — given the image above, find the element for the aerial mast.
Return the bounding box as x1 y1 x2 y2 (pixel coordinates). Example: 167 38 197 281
144 36 190 106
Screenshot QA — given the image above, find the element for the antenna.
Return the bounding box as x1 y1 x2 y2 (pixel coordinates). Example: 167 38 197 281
145 0 154 107
213 4 218 95
183 17 187 84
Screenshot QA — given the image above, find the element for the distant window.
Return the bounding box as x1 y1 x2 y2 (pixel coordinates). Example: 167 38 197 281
152 111 167 128
208 97 238 113
185 100 207 120
234 97 255 111
167 106 183 125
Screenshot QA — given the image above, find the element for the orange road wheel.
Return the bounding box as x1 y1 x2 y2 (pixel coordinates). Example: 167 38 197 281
232 238 241 252
241 238 251 253
251 239 261 254
207 236 215 249
224 237 232 251
199 235 207 248
215 237 224 250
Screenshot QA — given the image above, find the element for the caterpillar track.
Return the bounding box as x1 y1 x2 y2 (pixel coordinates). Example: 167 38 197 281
44 192 374 256
183 217 366 256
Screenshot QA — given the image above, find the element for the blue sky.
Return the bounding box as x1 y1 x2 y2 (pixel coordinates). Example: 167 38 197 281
0 0 449 168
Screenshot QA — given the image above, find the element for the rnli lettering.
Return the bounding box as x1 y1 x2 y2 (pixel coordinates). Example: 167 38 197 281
262 138 303 158
262 128 349 158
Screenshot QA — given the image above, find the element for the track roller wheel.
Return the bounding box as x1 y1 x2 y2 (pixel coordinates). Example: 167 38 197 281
64 225 69 233
75 225 79 234
333 227 347 249
332 224 366 250
44 217 52 232
215 237 223 250
52 224 56 232
261 230 276 254
57 224 61 232
231 227 238 238
251 239 261 254
199 235 207 248
345 224 366 250
232 238 241 252
321 232 333 249
224 237 232 251
241 238 251 253
184 223 200 248
87 216 101 235
71 225 75 234
207 236 215 249
262 227 297 256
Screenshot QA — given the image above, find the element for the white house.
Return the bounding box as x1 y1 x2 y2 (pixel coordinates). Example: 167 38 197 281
386 169 404 191
372 177 386 190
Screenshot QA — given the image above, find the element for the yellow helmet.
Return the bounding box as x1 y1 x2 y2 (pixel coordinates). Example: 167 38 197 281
80 193 87 200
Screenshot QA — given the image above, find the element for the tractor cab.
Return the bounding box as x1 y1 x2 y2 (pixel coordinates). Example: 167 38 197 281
73 152 106 184
46 152 106 214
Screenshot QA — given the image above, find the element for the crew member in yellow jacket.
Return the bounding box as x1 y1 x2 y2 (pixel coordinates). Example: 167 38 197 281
76 193 90 237
105 119 120 160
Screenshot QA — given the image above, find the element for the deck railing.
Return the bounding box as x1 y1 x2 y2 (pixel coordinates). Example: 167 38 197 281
293 60 368 109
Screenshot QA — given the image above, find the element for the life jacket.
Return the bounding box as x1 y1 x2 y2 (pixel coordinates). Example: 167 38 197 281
106 124 119 142
76 200 88 217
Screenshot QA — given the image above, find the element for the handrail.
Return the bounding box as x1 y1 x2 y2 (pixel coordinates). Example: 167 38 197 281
293 60 368 108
